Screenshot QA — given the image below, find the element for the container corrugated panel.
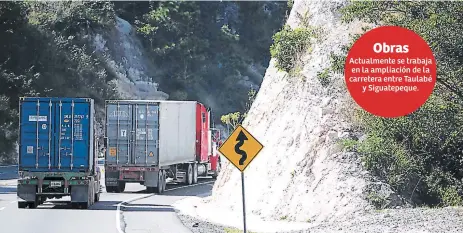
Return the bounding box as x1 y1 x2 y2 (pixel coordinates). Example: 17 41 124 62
105 100 160 166
19 97 94 172
159 101 197 166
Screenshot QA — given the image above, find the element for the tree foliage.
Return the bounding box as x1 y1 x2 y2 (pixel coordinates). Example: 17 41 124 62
337 1 463 207
130 1 287 118
0 1 287 163
0 1 118 163
221 112 242 131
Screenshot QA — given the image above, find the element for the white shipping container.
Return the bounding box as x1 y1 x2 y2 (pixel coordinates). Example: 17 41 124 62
159 101 197 166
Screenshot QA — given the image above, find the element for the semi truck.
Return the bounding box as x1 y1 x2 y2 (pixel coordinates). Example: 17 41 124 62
103 100 221 193
17 97 101 209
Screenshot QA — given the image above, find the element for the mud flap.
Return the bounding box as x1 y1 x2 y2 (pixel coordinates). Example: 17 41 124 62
17 184 36 202
105 171 119 187
71 185 90 203
144 171 159 188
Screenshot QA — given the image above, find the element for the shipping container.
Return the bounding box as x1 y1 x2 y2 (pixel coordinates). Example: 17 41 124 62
105 100 160 166
103 100 221 194
159 101 197 165
18 97 95 172
17 97 101 209
105 100 200 167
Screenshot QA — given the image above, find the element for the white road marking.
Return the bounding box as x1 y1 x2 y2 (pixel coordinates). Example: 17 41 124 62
116 194 154 233
0 207 5 211
115 180 215 233
10 201 16 204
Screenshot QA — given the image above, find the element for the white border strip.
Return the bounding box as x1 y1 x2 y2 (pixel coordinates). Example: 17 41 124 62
116 194 154 233
115 180 215 233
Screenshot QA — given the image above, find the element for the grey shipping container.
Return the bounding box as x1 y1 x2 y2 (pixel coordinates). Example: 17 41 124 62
105 100 197 167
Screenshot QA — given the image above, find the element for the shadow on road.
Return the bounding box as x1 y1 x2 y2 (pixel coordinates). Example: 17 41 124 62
163 178 215 197
0 166 18 180
0 186 17 194
36 201 176 212
120 203 175 212
11 177 216 211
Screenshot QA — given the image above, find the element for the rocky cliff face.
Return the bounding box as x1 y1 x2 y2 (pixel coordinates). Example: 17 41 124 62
207 0 401 225
92 16 168 100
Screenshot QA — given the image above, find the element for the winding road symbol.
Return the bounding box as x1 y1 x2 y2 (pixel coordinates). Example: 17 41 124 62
235 131 248 165
218 125 264 172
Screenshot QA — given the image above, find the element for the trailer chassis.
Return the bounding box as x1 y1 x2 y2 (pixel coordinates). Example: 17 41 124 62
17 171 101 209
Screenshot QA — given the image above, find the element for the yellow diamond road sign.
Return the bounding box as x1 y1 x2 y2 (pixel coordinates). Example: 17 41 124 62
219 125 264 172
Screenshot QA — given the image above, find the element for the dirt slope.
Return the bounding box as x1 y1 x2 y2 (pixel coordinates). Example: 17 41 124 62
208 0 377 224
174 0 402 230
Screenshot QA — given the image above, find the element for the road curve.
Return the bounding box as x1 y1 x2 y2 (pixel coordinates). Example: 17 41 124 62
0 165 215 233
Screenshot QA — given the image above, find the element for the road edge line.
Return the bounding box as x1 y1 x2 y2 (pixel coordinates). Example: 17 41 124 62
116 194 155 233
116 180 215 233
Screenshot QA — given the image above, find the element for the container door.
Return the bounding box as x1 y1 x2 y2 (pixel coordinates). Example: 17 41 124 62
54 100 91 170
19 99 54 169
106 103 132 165
133 103 159 165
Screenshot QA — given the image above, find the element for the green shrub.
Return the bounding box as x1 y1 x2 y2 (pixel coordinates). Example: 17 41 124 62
316 68 330 87
339 138 358 152
331 1 463 207
439 186 463 206
367 191 388 209
270 25 316 73
287 0 294 9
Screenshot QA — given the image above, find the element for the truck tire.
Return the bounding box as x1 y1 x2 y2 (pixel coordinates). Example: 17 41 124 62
115 181 125 193
94 192 100 202
28 201 37 209
18 202 28 208
80 202 89 209
156 171 163 194
27 196 40 208
193 163 198 184
105 186 115 193
161 170 167 192
186 164 193 185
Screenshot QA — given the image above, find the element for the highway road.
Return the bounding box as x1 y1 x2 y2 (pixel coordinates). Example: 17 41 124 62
0 165 215 233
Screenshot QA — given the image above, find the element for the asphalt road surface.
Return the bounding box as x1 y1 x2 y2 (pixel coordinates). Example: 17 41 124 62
0 165 215 233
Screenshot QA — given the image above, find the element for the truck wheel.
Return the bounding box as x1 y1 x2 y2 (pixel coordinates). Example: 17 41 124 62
161 170 167 192
27 201 37 209
193 163 198 184
18 202 27 208
94 192 100 202
80 202 89 209
147 187 156 193
105 186 115 193
156 171 163 194
115 181 125 193
186 164 193 185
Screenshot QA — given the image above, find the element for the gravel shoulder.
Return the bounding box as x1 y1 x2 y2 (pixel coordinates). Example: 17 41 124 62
175 200 463 233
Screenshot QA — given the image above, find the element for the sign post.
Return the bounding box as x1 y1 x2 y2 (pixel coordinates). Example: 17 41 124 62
218 124 264 233
241 171 247 232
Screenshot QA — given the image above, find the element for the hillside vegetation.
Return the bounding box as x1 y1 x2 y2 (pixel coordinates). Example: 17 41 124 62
0 1 287 163
326 2 463 207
